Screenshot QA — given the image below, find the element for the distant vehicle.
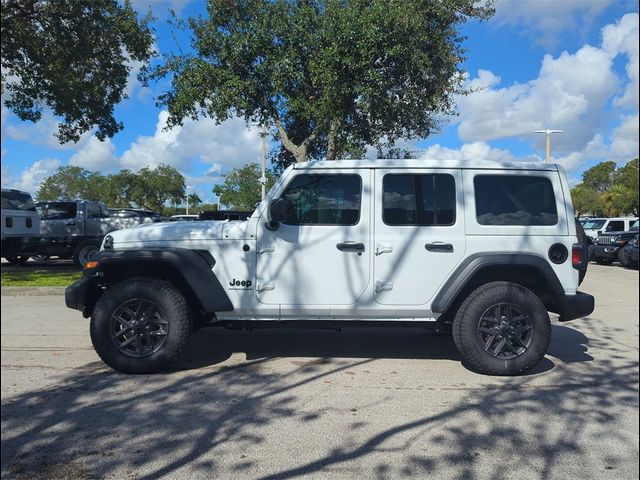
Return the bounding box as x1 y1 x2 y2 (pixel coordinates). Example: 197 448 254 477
109 208 165 226
582 217 638 242
1 189 40 265
198 210 252 221
170 214 200 221
3 200 119 268
592 220 639 265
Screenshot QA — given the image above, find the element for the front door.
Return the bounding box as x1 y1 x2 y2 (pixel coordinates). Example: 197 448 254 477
256 169 371 316
373 169 465 309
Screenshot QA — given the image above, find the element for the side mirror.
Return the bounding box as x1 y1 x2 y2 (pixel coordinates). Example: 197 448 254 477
266 198 293 230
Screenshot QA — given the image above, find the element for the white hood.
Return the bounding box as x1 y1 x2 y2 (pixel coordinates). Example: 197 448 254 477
107 220 251 246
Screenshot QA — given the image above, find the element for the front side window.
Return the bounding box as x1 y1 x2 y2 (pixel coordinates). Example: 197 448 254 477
40 202 78 220
606 221 624 232
383 174 456 226
474 175 558 226
280 174 361 225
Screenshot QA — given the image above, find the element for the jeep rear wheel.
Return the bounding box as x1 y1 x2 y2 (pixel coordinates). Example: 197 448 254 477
90 278 192 373
452 282 551 376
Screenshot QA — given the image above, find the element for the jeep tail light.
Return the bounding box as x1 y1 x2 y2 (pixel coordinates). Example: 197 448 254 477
572 245 583 267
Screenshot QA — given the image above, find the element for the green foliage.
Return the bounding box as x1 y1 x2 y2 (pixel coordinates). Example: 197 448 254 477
36 166 106 201
213 163 276 210
571 158 639 217
1 0 154 143
188 193 202 207
36 164 186 212
150 0 494 163
581 161 617 193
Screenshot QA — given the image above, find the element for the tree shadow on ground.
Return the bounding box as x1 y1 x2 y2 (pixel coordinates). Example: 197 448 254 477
1 322 637 479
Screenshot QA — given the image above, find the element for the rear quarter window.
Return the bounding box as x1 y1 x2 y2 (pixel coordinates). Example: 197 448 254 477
474 175 558 226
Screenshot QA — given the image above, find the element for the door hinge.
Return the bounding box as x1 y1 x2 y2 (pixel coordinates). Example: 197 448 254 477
257 246 274 254
375 243 393 256
375 281 393 292
257 281 275 293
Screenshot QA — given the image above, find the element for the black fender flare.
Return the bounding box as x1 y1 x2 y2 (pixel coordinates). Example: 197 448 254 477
431 253 564 314
85 248 233 314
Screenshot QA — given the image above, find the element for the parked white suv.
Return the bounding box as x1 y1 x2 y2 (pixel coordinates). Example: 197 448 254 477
582 217 638 241
66 160 594 375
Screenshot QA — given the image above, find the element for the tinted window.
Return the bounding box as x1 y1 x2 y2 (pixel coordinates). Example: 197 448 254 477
87 203 103 218
41 202 77 220
280 174 361 225
606 221 624 232
1 191 35 211
474 175 557 226
383 174 455 226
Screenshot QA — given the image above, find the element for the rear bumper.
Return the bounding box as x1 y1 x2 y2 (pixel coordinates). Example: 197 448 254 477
592 245 620 260
556 292 595 322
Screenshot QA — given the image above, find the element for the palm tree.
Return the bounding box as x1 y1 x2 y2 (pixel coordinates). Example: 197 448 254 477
188 192 202 208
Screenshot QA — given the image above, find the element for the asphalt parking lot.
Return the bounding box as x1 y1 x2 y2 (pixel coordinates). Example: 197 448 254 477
1 264 638 480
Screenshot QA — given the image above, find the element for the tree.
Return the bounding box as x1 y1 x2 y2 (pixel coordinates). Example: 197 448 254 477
188 193 202 208
581 161 617 193
150 0 494 163
1 0 154 143
213 163 276 210
36 164 185 212
570 184 600 218
615 157 638 215
36 166 106 200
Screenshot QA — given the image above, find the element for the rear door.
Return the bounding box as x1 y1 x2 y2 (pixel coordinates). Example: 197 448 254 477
373 169 465 308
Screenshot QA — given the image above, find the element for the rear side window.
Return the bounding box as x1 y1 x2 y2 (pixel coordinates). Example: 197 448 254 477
280 174 361 225
474 175 558 226
605 221 624 232
40 202 78 220
1 191 36 211
383 174 456 226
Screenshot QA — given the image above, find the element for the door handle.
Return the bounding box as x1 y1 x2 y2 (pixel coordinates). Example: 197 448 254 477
425 242 454 253
65 221 76 226
257 281 275 293
336 242 365 253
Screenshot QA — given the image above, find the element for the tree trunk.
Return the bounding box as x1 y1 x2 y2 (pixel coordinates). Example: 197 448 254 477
273 116 317 163
326 119 340 161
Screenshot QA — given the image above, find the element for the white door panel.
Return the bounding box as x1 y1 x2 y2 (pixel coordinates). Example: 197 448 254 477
374 169 465 306
256 169 371 310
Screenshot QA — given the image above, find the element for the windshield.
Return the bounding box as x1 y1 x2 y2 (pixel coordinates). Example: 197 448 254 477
582 219 606 230
1 191 36 211
631 220 639 231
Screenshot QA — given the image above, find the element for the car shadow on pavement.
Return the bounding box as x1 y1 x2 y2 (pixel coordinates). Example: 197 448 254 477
175 326 462 371
2 322 636 480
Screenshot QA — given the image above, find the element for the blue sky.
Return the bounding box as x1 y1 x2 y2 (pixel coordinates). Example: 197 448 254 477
1 0 639 204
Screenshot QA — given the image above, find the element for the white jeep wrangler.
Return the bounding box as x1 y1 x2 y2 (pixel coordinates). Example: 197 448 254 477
66 160 594 375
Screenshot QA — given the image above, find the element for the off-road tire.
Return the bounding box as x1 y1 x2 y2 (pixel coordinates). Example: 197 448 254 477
90 277 192 373
618 248 631 268
4 255 30 266
73 240 101 269
452 281 551 376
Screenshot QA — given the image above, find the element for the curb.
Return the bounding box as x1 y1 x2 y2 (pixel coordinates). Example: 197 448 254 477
1 286 67 296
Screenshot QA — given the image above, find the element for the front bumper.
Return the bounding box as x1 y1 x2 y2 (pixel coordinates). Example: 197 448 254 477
65 276 100 317
556 292 595 322
592 245 620 260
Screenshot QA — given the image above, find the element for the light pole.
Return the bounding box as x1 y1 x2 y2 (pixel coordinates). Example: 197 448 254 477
259 124 267 201
534 129 564 163
185 185 193 215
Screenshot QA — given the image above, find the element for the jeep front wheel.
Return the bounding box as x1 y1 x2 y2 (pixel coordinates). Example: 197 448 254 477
90 278 192 373
452 282 551 376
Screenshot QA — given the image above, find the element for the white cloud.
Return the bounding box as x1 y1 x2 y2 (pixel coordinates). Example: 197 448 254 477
602 13 639 109
609 113 640 161
418 141 540 163
68 137 117 171
4 109 93 150
119 111 263 174
493 0 614 46
9 158 62 195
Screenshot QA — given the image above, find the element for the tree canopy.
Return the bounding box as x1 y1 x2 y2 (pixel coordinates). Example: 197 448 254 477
571 158 639 217
36 164 185 213
150 0 494 163
213 163 277 210
1 0 154 143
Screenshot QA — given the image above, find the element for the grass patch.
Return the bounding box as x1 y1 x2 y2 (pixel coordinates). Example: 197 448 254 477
1 270 82 287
